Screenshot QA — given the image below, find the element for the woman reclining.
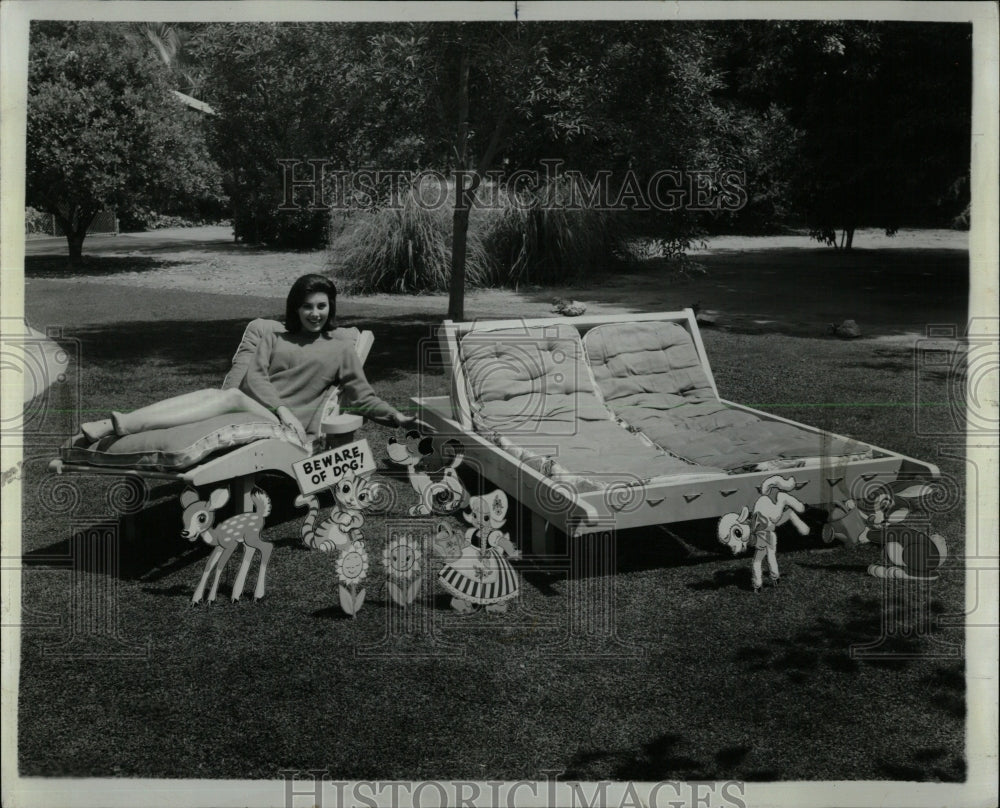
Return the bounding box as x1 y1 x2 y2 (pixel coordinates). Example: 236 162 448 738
81 274 414 445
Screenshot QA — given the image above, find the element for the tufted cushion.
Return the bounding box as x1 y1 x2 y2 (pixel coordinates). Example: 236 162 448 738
584 321 870 472
457 325 721 489
60 413 295 471
459 325 610 431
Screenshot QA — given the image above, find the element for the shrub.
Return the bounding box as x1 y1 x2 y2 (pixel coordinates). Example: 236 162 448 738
234 206 328 249
328 176 494 294
25 206 52 235
482 176 622 287
329 174 623 293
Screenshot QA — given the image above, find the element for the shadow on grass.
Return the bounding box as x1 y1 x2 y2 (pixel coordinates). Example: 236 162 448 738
563 733 786 781
563 732 713 781
71 315 447 387
22 498 206 582
516 244 968 337
25 254 188 279
732 592 964 684
879 747 966 782
22 474 307 584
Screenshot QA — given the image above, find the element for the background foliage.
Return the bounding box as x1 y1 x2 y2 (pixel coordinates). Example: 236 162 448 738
27 20 972 273
26 21 224 262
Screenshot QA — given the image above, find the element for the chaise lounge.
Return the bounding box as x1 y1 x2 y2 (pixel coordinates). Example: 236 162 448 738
48 319 373 524
414 310 939 555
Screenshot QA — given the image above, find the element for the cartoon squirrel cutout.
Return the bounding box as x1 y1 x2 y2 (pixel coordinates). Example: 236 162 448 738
717 475 810 592
294 472 386 552
386 431 469 516
433 489 521 614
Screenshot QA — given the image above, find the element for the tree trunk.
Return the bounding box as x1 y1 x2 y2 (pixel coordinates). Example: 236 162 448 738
58 205 95 266
67 231 85 265
447 42 471 323
845 226 855 249
449 207 471 321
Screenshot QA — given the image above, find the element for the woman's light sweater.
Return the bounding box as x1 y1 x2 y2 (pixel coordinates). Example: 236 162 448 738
241 330 396 436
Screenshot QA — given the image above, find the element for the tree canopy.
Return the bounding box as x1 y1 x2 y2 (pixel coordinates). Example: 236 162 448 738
26 21 222 262
27 19 972 272
722 20 972 247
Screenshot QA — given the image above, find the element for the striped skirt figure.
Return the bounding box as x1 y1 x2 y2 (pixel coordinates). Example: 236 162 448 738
439 538 520 612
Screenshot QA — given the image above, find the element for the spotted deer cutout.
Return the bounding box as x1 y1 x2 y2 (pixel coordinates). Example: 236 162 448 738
179 486 273 604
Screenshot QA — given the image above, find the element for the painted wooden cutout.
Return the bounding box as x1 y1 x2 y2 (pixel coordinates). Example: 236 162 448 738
717 475 809 592
386 431 469 516
868 530 947 581
435 490 521 613
294 471 387 616
179 486 273 604
821 498 869 546
860 482 947 580
335 539 369 616
294 472 387 552
857 483 936 545
383 531 423 607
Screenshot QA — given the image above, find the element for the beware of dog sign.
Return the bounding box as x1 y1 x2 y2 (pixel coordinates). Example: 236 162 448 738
293 439 375 495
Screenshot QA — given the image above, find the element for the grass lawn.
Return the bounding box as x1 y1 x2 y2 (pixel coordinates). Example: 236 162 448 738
15 228 969 782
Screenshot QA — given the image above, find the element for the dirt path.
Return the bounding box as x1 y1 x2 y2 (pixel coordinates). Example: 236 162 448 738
23 226 969 337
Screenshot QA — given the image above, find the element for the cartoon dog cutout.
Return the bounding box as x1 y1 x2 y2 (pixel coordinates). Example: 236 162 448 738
387 431 469 516
433 490 521 614
294 472 386 552
718 475 810 592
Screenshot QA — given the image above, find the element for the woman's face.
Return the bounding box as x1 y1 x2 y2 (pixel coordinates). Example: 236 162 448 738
298 292 330 333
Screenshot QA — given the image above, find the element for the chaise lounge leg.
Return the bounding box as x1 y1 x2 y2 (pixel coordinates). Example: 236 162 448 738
233 474 256 513
530 512 557 557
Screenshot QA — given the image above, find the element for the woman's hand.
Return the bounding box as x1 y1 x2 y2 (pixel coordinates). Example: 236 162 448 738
276 406 308 445
393 411 417 429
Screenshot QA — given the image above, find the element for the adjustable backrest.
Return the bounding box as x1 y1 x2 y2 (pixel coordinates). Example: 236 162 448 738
583 320 719 409
456 323 611 434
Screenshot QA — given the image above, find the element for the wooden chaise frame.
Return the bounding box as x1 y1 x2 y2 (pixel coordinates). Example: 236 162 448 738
414 310 940 555
48 328 375 527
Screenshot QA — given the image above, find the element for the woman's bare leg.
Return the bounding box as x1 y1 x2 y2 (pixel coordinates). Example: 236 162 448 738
82 389 277 439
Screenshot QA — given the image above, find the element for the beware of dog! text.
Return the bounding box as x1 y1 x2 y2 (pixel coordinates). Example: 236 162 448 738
293 439 375 494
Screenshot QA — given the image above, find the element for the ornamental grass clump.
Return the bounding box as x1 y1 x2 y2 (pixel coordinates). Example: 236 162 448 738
481 175 621 287
328 175 494 294
328 173 621 293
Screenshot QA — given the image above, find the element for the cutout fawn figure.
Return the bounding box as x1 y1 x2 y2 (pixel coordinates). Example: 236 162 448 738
436 490 521 614
179 487 273 604
294 472 385 552
717 475 810 592
386 431 469 516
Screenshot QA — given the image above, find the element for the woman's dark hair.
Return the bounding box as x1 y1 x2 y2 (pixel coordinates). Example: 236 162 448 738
285 274 337 334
